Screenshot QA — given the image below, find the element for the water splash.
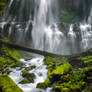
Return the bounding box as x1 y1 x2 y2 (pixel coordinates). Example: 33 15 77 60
9 57 49 92
80 24 92 50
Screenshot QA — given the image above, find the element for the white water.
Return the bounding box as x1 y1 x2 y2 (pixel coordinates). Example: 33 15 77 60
80 23 92 51
0 0 92 54
9 56 52 92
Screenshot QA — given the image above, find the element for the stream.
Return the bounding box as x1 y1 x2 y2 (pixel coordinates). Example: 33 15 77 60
9 56 52 92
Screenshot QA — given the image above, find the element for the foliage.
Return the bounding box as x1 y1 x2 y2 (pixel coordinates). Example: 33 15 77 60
0 0 9 18
37 78 51 90
60 9 75 22
21 70 35 83
0 74 23 92
37 50 92 92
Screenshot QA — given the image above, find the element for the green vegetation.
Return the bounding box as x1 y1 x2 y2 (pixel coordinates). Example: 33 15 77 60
37 78 51 89
0 45 23 74
19 79 30 84
37 50 92 92
60 9 75 22
25 66 36 71
0 0 9 18
0 74 23 92
0 33 23 91
19 70 35 84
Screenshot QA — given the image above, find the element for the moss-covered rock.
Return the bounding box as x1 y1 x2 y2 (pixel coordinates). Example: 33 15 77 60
0 45 23 74
37 78 51 90
25 66 36 71
37 48 92 91
53 81 86 92
48 63 72 83
0 33 23 91
22 70 35 83
0 74 23 92
19 79 30 84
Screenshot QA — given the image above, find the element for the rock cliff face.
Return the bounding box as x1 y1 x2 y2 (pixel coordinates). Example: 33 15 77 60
0 0 9 18
59 0 92 19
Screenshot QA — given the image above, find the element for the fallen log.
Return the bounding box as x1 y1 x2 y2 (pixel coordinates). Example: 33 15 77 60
1 39 92 68
0 39 92 59
0 39 62 57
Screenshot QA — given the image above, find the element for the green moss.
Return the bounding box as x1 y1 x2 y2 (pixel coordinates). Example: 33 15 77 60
53 81 86 92
53 85 71 92
79 56 92 65
25 66 36 71
22 70 35 83
83 66 92 72
37 78 51 89
1 45 21 58
0 34 23 74
0 0 9 18
51 63 72 75
60 9 75 22
19 79 30 84
84 84 92 92
0 2 6 6
0 74 23 92
45 57 68 71
69 70 86 82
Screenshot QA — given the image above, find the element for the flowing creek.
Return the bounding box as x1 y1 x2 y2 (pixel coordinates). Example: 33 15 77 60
9 56 52 92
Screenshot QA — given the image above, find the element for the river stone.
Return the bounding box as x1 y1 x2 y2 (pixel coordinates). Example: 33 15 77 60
25 66 36 71
22 70 35 83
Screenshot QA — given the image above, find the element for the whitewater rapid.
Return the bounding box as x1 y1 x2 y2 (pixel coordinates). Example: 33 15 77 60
9 56 52 92
1 0 92 91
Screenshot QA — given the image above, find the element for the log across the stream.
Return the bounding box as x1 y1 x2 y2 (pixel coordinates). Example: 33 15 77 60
0 39 62 57
0 39 92 58
1 39 92 67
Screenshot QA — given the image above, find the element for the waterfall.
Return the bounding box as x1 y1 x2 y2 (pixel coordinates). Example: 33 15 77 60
1 0 92 54
31 0 74 54
31 0 62 53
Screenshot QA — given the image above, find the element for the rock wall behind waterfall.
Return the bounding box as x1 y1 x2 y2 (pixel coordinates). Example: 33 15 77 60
59 0 92 19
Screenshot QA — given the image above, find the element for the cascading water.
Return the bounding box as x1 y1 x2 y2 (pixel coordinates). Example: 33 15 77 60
1 0 92 54
1 0 92 92
9 57 51 92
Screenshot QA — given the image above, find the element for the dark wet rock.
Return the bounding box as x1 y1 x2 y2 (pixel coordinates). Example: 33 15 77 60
19 79 30 84
25 66 36 71
22 70 35 83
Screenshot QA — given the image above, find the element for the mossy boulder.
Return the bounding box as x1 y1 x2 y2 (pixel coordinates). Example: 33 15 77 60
22 70 35 83
37 63 72 90
36 78 51 90
0 33 24 91
0 33 24 74
19 79 30 84
25 66 36 71
38 50 92 91
0 74 23 92
49 63 72 83
53 81 86 92
45 57 68 71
